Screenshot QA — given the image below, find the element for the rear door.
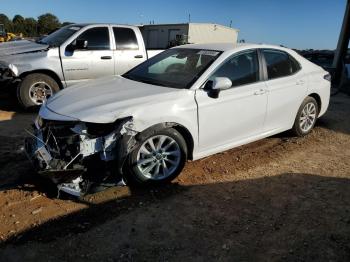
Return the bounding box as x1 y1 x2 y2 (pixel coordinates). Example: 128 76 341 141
112 27 146 75
61 26 114 85
261 49 307 132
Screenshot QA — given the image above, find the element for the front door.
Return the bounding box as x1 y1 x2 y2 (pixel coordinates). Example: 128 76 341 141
195 50 268 153
61 26 114 86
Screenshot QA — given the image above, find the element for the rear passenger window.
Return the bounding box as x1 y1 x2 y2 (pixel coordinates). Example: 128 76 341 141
263 50 300 79
289 55 301 73
113 27 139 50
77 27 110 50
210 50 259 87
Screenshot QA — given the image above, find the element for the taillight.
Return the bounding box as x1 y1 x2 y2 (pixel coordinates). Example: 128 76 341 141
324 73 331 82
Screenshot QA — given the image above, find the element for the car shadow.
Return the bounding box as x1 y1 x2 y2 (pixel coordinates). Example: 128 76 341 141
0 83 40 113
316 92 350 136
0 173 349 261
0 88 39 194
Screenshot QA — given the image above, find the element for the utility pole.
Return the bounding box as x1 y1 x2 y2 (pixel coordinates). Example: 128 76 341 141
332 0 350 90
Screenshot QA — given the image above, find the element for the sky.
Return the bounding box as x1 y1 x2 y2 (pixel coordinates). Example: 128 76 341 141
0 0 347 49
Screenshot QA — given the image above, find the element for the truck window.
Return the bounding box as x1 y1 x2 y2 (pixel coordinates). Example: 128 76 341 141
113 27 139 50
77 27 110 50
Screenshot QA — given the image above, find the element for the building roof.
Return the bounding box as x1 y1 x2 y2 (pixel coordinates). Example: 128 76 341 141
140 23 239 32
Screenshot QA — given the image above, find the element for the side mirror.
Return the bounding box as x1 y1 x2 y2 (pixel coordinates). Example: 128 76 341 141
75 39 88 50
207 77 232 98
66 39 88 53
212 77 232 90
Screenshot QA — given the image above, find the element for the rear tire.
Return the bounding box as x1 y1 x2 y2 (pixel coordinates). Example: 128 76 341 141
17 73 60 109
292 96 319 137
124 127 187 186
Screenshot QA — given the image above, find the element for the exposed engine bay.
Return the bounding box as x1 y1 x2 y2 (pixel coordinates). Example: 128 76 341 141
24 116 138 197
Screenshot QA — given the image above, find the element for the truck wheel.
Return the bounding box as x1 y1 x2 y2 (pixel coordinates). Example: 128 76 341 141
125 127 187 186
292 96 319 137
17 73 60 109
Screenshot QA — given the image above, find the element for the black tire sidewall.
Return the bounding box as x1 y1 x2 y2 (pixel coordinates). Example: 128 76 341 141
125 127 188 186
17 73 60 109
293 97 319 136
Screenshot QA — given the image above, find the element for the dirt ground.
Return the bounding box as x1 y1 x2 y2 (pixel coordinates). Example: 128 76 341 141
0 88 349 261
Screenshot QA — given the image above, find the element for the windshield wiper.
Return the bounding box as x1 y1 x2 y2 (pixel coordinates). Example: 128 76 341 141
123 74 137 81
36 40 46 45
124 74 168 87
139 78 168 87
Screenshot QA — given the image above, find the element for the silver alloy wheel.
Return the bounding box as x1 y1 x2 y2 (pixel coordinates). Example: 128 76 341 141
299 102 317 132
28 81 53 105
136 135 181 180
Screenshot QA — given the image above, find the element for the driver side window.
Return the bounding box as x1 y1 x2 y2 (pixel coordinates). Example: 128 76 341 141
76 27 110 50
209 50 259 88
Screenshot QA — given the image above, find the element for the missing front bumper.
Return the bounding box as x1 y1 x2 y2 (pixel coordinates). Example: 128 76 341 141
24 118 136 197
24 136 86 183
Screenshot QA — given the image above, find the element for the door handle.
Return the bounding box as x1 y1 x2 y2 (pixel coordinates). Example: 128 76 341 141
134 55 143 58
101 56 112 60
296 80 305 85
254 89 266 95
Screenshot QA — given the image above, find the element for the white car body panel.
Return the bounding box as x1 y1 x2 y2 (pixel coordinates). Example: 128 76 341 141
195 81 268 152
40 43 331 161
263 70 308 132
41 75 199 145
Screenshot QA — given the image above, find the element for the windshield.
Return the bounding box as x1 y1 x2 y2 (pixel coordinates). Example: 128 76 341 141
123 48 222 89
38 25 83 47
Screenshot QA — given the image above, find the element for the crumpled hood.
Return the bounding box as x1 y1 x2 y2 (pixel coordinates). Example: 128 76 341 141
0 40 49 57
44 76 182 123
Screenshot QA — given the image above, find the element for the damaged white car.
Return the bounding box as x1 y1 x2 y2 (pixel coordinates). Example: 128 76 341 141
25 43 330 196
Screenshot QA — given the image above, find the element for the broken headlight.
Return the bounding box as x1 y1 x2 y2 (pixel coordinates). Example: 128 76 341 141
84 117 134 137
85 122 116 137
0 62 18 78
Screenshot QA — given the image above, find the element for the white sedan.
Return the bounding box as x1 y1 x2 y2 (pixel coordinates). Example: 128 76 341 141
25 43 331 195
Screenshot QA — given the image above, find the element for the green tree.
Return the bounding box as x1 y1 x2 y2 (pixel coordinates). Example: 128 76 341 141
23 17 38 37
37 13 60 35
0 13 12 32
13 14 24 23
12 14 25 34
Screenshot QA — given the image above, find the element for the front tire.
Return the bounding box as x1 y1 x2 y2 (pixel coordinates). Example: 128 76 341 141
125 127 187 186
292 96 319 136
17 73 60 109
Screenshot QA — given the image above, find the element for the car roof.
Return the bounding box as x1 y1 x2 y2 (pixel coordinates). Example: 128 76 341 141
68 23 137 28
175 42 294 53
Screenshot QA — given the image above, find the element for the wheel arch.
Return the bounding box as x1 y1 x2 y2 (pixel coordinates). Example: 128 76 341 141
307 93 322 113
136 122 195 160
19 69 64 90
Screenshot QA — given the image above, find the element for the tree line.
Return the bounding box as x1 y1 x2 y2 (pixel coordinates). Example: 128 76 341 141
0 13 72 37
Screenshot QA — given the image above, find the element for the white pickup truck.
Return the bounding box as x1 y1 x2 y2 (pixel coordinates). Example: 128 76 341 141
0 23 163 108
